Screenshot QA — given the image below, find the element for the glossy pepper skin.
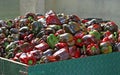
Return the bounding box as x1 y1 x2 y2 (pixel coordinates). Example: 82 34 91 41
74 48 81 58
19 26 29 40
55 29 65 36
89 30 101 40
36 14 45 20
63 22 81 34
30 50 43 60
31 21 43 35
74 32 85 47
81 19 89 24
13 52 22 61
103 30 111 37
43 49 53 56
1 10 120 65
58 33 74 45
24 34 34 42
85 19 96 26
100 42 112 54
19 53 36 65
48 25 61 31
55 42 68 49
86 43 100 55
35 42 49 52
82 34 96 46
26 53 37 65
69 15 81 23
47 34 59 48
68 46 80 58
45 27 56 35
104 21 118 33
57 13 69 24
47 55 60 62
68 46 76 57
102 34 115 44
20 42 34 53
53 48 70 60
87 24 102 32
45 10 61 25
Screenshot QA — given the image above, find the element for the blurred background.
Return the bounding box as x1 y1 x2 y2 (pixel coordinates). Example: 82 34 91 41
0 0 120 26
0 0 19 19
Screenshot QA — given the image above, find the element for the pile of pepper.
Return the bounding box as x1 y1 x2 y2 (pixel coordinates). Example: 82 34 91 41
0 10 120 65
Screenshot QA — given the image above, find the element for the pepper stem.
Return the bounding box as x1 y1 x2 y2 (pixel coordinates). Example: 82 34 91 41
91 46 96 51
77 39 81 43
28 60 33 65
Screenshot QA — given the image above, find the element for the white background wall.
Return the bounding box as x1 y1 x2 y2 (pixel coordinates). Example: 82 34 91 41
20 0 45 15
45 0 120 25
0 0 19 19
20 0 120 25
0 0 119 25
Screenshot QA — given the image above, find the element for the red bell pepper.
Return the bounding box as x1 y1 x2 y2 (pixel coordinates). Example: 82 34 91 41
68 46 77 57
82 34 96 46
19 53 28 64
47 55 60 62
13 52 22 61
53 48 70 60
74 32 85 47
86 43 100 55
69 46 81 58
37 15 45 20
87 24 101 32
81 19 89 24
30 50 42 60
15 52 22 58
45 10 61 25
18 40 25 45
12 56 19 61
74 48 81 58
19 53 36 65
69 15 81 22
24 34 34 42
31 38 41 45
20 42 34 53
104 21 118 33
55 42 68 49
19 32 28 40
35 42 49 52
104 30 111 37
55 29 65 36
102 35 114 43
